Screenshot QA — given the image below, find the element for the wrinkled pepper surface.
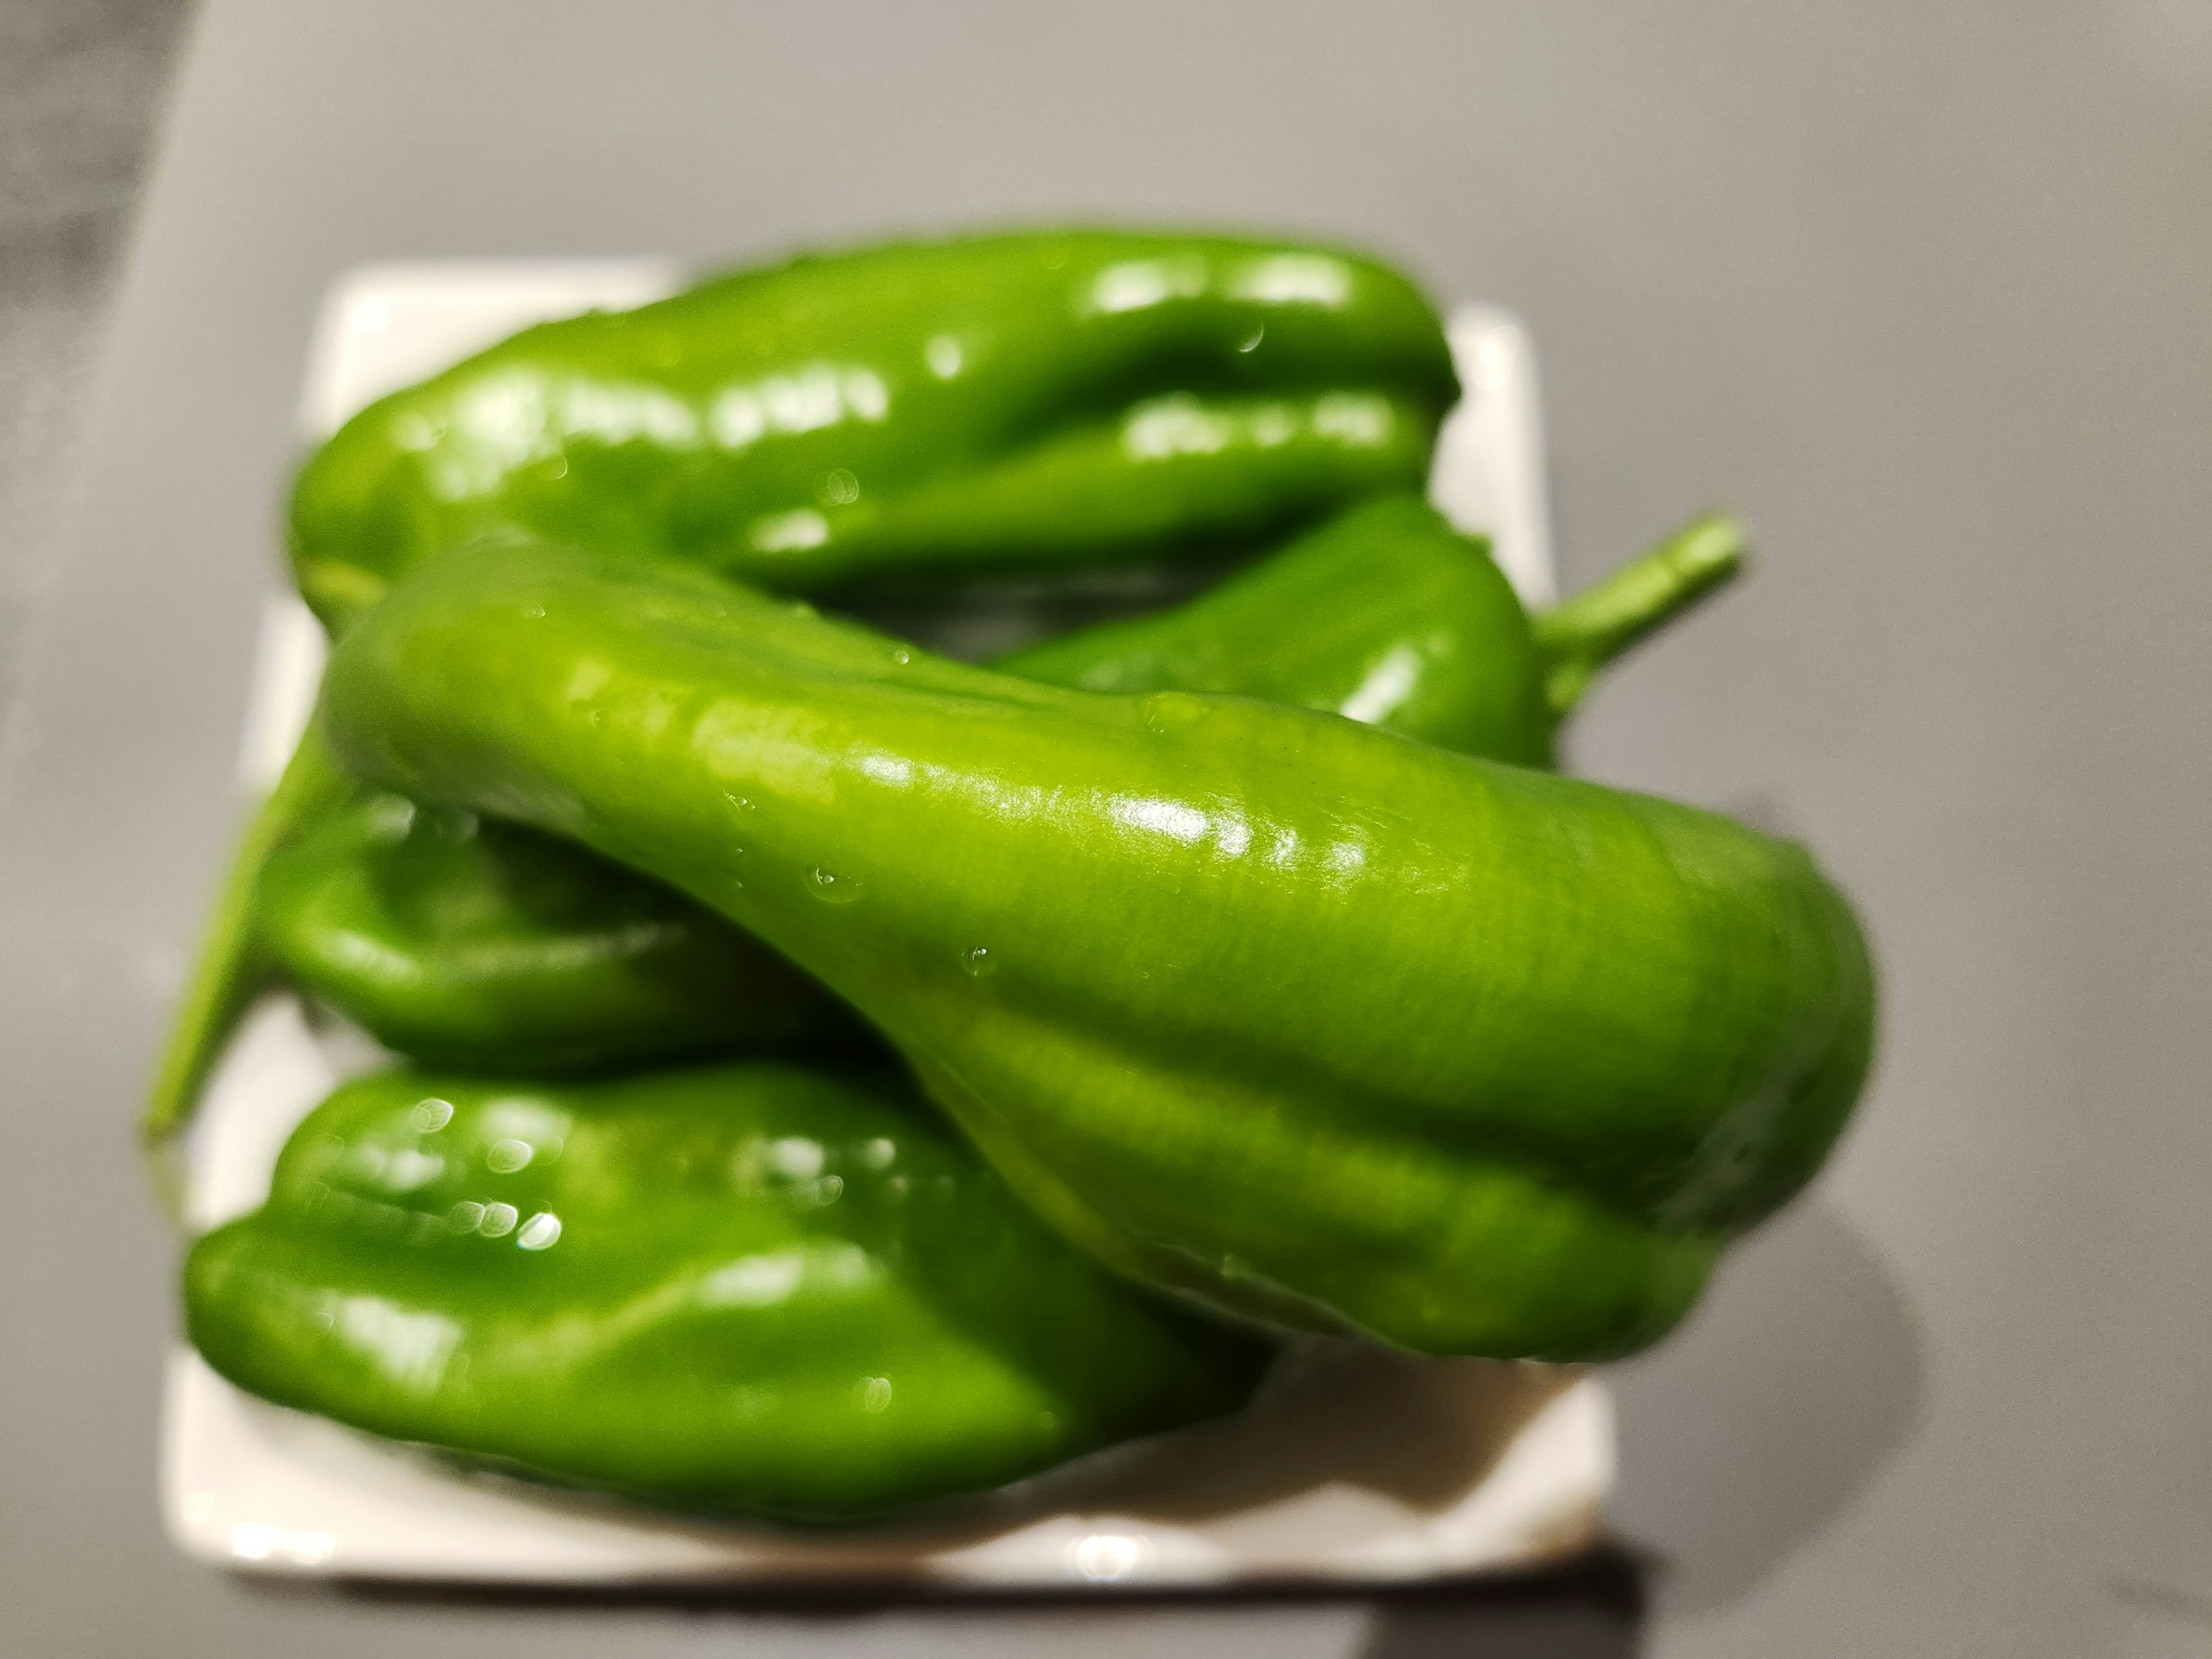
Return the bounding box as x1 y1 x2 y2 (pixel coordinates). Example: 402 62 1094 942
289 230 1459 629
186 1063 1265 1521
321 536 1875 1359
254 501 1740 1076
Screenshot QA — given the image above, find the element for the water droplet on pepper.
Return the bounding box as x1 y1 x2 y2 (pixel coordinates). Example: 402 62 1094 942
808 868 863 904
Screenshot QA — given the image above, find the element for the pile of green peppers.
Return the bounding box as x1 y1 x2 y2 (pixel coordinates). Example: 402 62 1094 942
155 228 1874 1527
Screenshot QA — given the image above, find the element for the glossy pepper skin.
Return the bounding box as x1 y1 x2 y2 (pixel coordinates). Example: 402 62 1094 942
185 1063 1266 1522
289 230 1459 630
155 491 1537 1125
253 501 1741 1075
1002 494 1553 764
322 537 1875 1359
255 791 860 1071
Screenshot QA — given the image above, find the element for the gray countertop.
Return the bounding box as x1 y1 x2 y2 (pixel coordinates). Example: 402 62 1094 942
5 4 2210 1654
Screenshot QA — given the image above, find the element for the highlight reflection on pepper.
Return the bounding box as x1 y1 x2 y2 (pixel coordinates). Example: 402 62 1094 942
288 230 1461 626
318 532 1873 1361
186 1063 1267 1522
247 499 1735 1084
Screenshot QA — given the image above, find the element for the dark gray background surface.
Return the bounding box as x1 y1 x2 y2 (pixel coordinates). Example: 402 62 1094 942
3 3 2209 1654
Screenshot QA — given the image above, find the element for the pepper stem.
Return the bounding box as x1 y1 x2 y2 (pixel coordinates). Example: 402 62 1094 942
1533 512 1747 719
142 717 350 1142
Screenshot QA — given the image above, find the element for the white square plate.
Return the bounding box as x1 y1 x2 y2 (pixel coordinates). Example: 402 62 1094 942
164 261 1606 1588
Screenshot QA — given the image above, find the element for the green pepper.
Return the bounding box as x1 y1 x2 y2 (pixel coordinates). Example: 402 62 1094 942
185 1062 1263 1521
1002 495 1740 762
247 501 1739 1080
320 536 1874 1359
255 792 863 1071
290 230 1458 630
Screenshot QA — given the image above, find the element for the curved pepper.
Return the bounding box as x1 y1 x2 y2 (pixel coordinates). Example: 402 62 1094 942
289 230 1458 630
185 1063 1264 1521
321 537 1874 1359
253 501 1740 1077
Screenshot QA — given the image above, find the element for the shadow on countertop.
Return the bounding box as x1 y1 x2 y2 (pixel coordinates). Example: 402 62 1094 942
241 1543 1648 1656
1609 1198 1926 1617
1354 1552 1643 1658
